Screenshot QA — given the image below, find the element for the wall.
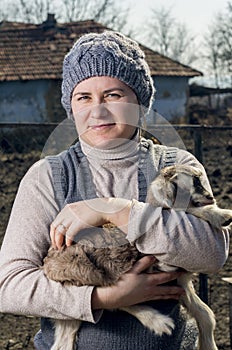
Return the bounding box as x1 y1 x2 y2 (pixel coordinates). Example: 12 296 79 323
0 80 65 123
149 76 189 122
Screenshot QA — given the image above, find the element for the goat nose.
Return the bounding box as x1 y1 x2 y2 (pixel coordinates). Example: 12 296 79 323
206 194 214 200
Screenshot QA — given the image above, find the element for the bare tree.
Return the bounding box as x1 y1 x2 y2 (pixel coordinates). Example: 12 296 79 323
0 1 8 21
0 0 24 22
147 6 175 57
93 0 133 36
25 0 53 22
138 5 199 67
204 1 232 87
217 1 232 85
204 24 222 88
9 0 55 23
58 0 134 36
171 22 199 66
0 0 133 36
59 0 95 22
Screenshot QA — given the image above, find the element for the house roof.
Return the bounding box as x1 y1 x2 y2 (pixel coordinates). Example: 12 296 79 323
0 15 202 82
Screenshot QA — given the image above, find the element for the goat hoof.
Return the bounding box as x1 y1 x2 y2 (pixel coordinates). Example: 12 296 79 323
140 311 175 336
151 314 175 336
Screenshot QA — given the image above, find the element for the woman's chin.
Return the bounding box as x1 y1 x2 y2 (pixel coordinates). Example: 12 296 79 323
91 137 129 149
80 127 137 149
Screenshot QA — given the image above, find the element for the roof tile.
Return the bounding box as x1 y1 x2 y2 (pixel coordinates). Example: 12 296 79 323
0 18 202 82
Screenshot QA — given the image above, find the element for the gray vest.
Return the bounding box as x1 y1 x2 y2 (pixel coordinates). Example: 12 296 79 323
34 138 198 349
46 138 178 208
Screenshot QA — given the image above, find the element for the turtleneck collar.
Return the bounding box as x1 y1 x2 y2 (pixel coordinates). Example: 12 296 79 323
79 129 140 161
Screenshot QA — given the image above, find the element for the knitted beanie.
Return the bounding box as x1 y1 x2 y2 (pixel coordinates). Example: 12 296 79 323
61 31 155 119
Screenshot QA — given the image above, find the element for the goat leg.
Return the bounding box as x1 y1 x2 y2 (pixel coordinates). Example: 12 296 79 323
188 206 232 229
120 305 175 336
51 319 82 350
178 273 218 350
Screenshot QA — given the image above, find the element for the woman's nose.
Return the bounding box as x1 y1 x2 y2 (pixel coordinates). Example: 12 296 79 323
90 102 108 119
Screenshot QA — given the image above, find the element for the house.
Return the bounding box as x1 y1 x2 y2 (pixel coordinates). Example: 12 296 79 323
0 14 202 123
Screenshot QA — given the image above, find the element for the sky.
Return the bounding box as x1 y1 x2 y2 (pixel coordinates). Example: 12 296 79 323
128 0 229 38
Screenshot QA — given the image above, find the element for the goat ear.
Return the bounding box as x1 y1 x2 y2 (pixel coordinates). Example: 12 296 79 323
155 182 176 208
169 173 178 183
147 181 174 208
190 166 202 177
161 165 177 179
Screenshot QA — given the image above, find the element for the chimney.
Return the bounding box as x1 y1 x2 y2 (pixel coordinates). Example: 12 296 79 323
41 13 57 30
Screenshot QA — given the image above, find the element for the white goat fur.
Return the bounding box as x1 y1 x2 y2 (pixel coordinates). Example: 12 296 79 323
43 164 232 350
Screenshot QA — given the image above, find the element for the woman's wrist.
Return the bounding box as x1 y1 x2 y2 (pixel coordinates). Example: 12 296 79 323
91 286 113 310
104 197 132 234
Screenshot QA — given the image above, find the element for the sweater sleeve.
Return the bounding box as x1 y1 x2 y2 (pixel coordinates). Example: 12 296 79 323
126 148 229 274
0 159 101 322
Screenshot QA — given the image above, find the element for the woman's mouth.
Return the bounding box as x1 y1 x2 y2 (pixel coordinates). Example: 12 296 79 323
90 123 116 131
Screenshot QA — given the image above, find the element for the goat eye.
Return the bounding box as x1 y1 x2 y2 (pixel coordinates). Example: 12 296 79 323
193 176 201 187
172 182 178 198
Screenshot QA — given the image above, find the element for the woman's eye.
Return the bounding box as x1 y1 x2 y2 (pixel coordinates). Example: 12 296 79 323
106 93 122 100
77 95 90 102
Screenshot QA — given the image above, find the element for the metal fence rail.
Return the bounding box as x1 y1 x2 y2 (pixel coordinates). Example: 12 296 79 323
1 121 232 158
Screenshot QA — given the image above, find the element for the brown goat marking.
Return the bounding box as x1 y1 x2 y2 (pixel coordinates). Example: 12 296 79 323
44 236 141 288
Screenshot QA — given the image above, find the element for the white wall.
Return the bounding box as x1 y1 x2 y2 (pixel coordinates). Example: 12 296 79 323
150 76 189 121
0 80 50 122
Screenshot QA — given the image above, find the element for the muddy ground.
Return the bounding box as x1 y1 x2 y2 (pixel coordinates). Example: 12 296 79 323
0 117 231 349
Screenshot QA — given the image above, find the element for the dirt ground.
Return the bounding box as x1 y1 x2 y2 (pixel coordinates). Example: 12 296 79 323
0 117 231 349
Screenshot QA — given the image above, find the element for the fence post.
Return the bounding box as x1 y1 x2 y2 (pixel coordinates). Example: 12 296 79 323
222 278 232 348
193 128 203 163
193 128 209 305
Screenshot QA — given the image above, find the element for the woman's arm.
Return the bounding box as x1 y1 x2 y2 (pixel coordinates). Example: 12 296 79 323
0 159 97 322
126 149 229 274
50 149 229 274
127 201 229 274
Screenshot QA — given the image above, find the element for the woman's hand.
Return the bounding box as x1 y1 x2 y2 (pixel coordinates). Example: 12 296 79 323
92 256 185 309
50 198 132 249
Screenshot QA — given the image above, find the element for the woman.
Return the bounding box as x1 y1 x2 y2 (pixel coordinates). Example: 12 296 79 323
0 31 229 349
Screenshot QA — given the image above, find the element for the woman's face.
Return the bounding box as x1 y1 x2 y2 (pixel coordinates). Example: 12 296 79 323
71 76 140 148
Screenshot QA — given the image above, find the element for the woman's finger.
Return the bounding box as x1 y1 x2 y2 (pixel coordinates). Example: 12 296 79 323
50 224 56 248
50 223 67 249
151 285 185 297
149 293 184 301
149 271 183 286
130 256 157 274
65 236 74 247
64 222 81 247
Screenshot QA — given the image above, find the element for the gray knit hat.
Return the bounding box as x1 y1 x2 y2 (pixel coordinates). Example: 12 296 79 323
61 31 155 118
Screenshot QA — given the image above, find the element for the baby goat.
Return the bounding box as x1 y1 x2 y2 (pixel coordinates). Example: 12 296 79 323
43 164 232 350
147 165 232 229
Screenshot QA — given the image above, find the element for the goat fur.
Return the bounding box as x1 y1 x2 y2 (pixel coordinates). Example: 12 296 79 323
43 164 232 350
